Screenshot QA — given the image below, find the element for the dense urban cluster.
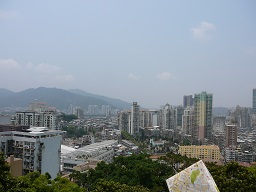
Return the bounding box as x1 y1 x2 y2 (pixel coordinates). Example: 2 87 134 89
0 89 256 191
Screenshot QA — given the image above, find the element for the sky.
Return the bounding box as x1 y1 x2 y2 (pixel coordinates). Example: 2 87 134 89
0 0 256 109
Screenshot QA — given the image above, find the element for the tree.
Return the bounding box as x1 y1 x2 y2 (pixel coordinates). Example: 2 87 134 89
0 153 15 191
207 162 256 192
159 152 198 173
52 176 84 192
93 179 149 192
59 113 78 122
11 172 83 192
71 154 174 191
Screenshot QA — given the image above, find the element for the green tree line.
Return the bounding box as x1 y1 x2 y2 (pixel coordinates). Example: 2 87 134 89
1 152 256 191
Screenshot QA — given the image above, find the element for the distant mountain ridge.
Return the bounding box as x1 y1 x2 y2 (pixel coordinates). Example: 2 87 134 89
0 88 15 97
68 89 131 109
0 87 131 110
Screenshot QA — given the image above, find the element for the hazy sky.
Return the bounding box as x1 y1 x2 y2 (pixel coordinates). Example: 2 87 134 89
0 1 255 109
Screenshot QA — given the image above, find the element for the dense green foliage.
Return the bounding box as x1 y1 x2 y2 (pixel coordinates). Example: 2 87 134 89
62 126 87 138
59 113 78 122
207 162 256 191
159 152 199 172
70 154 174 191
1 152 256 191
0 153 15 191
93 179 150 192
5 172 83 192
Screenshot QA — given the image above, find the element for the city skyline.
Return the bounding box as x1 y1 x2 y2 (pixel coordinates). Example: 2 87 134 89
0 1 255 108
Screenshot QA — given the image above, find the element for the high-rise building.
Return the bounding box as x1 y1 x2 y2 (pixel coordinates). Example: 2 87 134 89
233 106 251 128
159 104 175 129
140 110 155 128
0 127 62 178
225 124 237 148
183 95 194 108
88 105 99 115
253 89 256 114
16 111 57 130
118 111 130 133
72 107 84 119
175 106 184 129
131 102 140 135
182 107 194 135
212 116 226 134
101 105 111 116
193 92 213 140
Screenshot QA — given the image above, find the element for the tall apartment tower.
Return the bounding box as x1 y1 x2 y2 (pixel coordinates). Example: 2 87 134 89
131 102 140 135
193 92 213 140
183 95 194 108
253 89 256 114
118 111 130 133
225 124 237 148
175 106 184 129
182 107 194 135
159 104 175 129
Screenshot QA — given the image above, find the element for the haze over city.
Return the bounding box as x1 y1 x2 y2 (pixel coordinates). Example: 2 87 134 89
0 1 255 108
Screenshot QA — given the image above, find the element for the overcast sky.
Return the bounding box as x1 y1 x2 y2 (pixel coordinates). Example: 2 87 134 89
0 0 255 109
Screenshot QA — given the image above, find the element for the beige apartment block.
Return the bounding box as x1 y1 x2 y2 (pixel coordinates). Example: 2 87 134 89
178 145 220 162
6 155 23 177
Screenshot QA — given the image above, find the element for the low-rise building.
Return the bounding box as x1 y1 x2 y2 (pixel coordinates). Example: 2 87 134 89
178 145 220 163
62 140 117 173
6 155 23 177
224 148 256 163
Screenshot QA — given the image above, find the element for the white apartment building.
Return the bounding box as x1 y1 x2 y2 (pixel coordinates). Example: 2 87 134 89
158 104 175 130
0 127 62 178
16 111 57 130
182 108 194 135
131 102 140 135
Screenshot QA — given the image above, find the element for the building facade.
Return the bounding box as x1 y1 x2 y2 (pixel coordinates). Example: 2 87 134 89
225 124 237 148
183 95 194 108
212 116 226 134
16 111 57 130
193 92 213 140
159 104 175 130
224 148 256 163
118 111 130 133
175 106 184 129
6 155 23 177
182 108 194 135
233 106 251 128
0 127 62 178
253 89 256 114
131 102 140 135
178 145 220 162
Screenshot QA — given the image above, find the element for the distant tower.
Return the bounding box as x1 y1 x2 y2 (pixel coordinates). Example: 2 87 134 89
175 106 184 128
193 91 213 140
182 107 194 135
225 124 237 148
159 104 175 129
131 102 140 135
253 89 256 114
183 95 194 108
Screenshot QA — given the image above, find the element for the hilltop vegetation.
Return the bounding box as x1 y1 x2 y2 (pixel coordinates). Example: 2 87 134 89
1 152 256 191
